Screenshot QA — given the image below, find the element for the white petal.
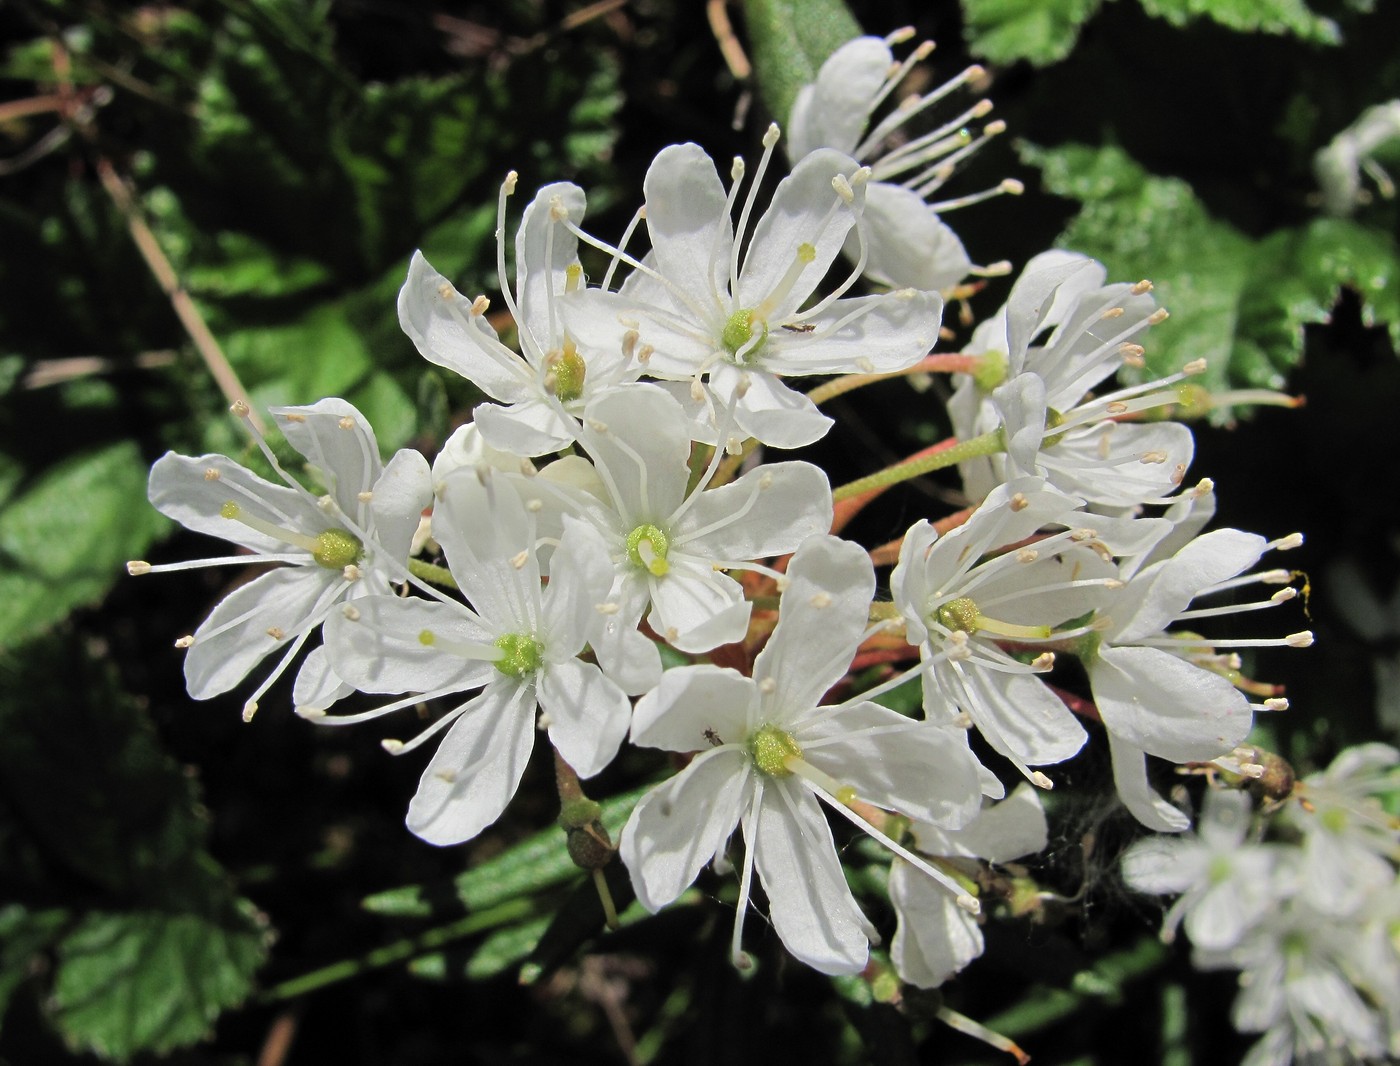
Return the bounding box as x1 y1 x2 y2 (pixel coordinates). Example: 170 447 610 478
540 517 616 656
1043 421 1195 509
753 535 873 721
539 658 630 778
397 251 531 398
369 447 433 565
292 645 353 712
148 451 317 556
406 681 537 845
1120 836 1200 894
911 784 1050 862
647 557 749 653
630 664 757 752
184 567 336 699
802 704 983 829
1092 645 1253 762
738 148 862 316
581 384 691 524
619 747 750 909
992 373 1049 476
720 365 834 448
763 288 942 376
473 399 578 458
1107 732 1190 832
432 468 540 632
753 780 869 974
271 398 382 522
855 182 971 291
786 37 890 158
643 143 733 313
514 181 586 347
889 861 983 988
1004 253 1106 376
673 460 832 560
954 665 1087 767
562 288 717 380
324 594 495 695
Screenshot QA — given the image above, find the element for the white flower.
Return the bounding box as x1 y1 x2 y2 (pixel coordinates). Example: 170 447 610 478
318 468 632 845
620 535 986 974
131 398 431 720
398 179 642 457
787 31 1009 291
521 383 832 667
1089 526 1309 831
1283 743 1400 916
564 131 943 448
1122 787 1280 950
890 785 1048 988
891 476 1121 785
950 251 1195 509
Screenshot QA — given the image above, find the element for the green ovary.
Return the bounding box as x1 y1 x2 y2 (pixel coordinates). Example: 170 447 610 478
312 528 364 570
721 308 769 364
549 340 587 403
494 633 545 678
748 725 802 778
626 523 671 577
937 597 982 634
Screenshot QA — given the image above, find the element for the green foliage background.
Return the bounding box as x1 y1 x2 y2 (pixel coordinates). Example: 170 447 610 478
1 0 1397 1062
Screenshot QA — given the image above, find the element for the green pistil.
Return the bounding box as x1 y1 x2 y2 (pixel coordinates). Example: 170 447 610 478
935 596 1052 640
494 633 544 678
312 528 364 571
549 340 587 403
721 308 768 364
626 523 670 577
1207 855 1233 884
748 725 802 778
1321 807 1348 833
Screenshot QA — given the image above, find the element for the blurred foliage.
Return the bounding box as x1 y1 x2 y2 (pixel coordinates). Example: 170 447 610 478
0 0 1396 1062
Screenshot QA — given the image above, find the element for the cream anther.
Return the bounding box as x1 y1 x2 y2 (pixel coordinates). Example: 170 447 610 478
690 377 706 403
381 738 405 754
637 343 654 364
1259 569 1293 584
470 295 490 316
204 468 221 481
664 626 680 643
266 626 285 640
357 490 373 503
1286 631 1315 648
175 635 194 649
1031 652 1055 671
1264 698 1290 711
526 498 543 513
230 400 251 417
956 895 981 916
437 282 454 300
1001 178 1025 195
338 416 355 431
1148 308 1171 325
1182 358 1207 375
1271 533 1305 551
295 706 326 719
1139 451 1168 464
242 702 258 722
341 604 361 621
832 175 856 204
1009 492 1029 512
730 156 745 181
1271 587 1298 603
1030 771 1054 790
1192 478 1215 496
587 418 609 433
1016 548 1039 563
774 576 790 592
548 195 570 222
911 39 935 60
983 119 1007 136
510 549 529 570
127 560 151 576
809 592 833 608
1100 306 1126 320
1131 279 1154 295
759 473 774 490
595 601 620 615
1070 527 1098 541
503 170 519 194
622 329 639 358
1107 401 1129 414
759 677 777 694
857 357 876 372
283 413 307 424
435 768 458 783
342 564 361 582
762 122 781 148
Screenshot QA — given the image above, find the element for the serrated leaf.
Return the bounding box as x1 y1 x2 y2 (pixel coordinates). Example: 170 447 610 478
961 0 1104 67
0 442 168 650
741 0 862 122
49 909 265 1061
363 785 649 919
1137 0 1340 43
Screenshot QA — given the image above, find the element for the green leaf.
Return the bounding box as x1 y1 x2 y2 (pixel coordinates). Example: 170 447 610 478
183 230 333 299
961 0 1104 67
1024 145 1316 397
49 909 266 1061
0 905 68 1026
1136 0 1341 43
741 0 862 122
0 442 168 650
363 784 650 919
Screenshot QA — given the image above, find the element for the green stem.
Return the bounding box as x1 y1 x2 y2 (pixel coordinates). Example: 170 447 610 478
409 557 458 590
831 428 1004 502
257 897 535 1002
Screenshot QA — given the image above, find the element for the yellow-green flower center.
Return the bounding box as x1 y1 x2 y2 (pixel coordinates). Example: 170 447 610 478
494 633 545 678
311 527 365 571
748 725 802 777
626 523 670 577
548 339 587 403
934 596 1052 640
973 349 1008 393
721 308 769 364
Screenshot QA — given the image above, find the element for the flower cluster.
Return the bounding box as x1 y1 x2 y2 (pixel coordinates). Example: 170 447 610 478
128 28 1313 1010
1124 746 1400 1065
